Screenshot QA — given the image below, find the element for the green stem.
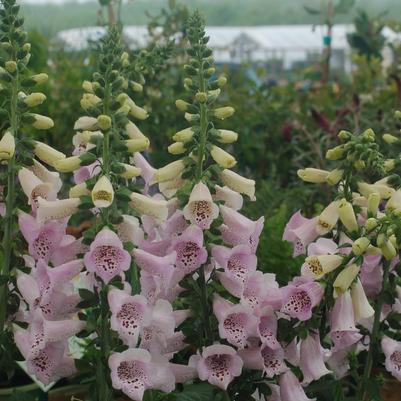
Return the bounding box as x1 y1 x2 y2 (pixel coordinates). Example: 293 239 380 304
98 286 112 401
195 58 207 181
97 75 112 401
193 49 213 345
0 65 19 339
359 260 391 400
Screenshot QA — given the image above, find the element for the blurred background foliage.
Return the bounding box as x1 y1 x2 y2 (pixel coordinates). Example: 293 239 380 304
14 0 401 286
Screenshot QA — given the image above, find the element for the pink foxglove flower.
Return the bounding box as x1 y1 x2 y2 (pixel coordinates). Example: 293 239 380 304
330 291 362 351
239 344 287 378
381 336 401 381
83 228 131 283
189 344 243 390
108 288 151 347
219 205 264 253
183 182 219 229
283 211 318 256
117 215 144 247
17 271 80 320
299 333 331 384
73 160 101 184
16 310 84 358
306 238 338 256
14 332 76 385
109 348 175 401
279 370 316 401
213 295 257 348
134 249 176 285
360 254 383 297
140 299 177 354
170 225 208 281
19 211 65 262
257 306 280 349
281 279 323 321
212 244 257 288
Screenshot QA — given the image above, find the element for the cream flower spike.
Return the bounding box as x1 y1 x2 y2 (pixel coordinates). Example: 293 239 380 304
54 155 82 173
129 192 168 220
316 200 340 235
69 182 90 198
36 197 80 223
297 168 329 183
183 182 219 229
92 175 114 208
0 131 15 160
220 169 255 200
159 176 185 198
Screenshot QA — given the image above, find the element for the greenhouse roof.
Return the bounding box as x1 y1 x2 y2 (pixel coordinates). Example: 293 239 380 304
56 24 400 54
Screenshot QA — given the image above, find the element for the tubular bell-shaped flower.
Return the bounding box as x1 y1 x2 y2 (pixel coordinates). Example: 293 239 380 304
83 228 131 283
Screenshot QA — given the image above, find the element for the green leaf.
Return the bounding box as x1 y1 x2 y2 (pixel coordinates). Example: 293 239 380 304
9 390 36 401
176 383 216 401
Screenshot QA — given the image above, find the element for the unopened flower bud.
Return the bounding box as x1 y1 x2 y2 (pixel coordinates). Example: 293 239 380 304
297 168 329 183
362 128 375 141
23 92 46 107
184 113 199 122
333 264 360 296
23 43 31 52
381 238 397 260
31 114 54 130
365 218 378 231
338 130 352 140
0 131 15 160
54 155 82 173
154 160 186 183
82 80 94 93
31 73 48 85
326 145 345 160
383 133 399 144
214 129 238 144
130 103 148 120
168 142 187 155
385 159 395 172
213 107 235 120
5 61 17 73
367 192 380 216
220 169 255 200
131 81 143 92
97 115 111 130
352 237 370 256
338 199 358 232
118 163 141 179
124 138 150 153
175 99 190 111
217 76 227 87
354 159 366 170
172 127 194 142
326 169 344 186
34 141 66 167
195 92 207 103
395 110 401 120
210 145 236 168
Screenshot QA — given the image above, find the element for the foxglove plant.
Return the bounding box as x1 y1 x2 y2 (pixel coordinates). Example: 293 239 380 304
144 11 292 400
280 119 401 400
38 25 196 401
0 0 90 386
